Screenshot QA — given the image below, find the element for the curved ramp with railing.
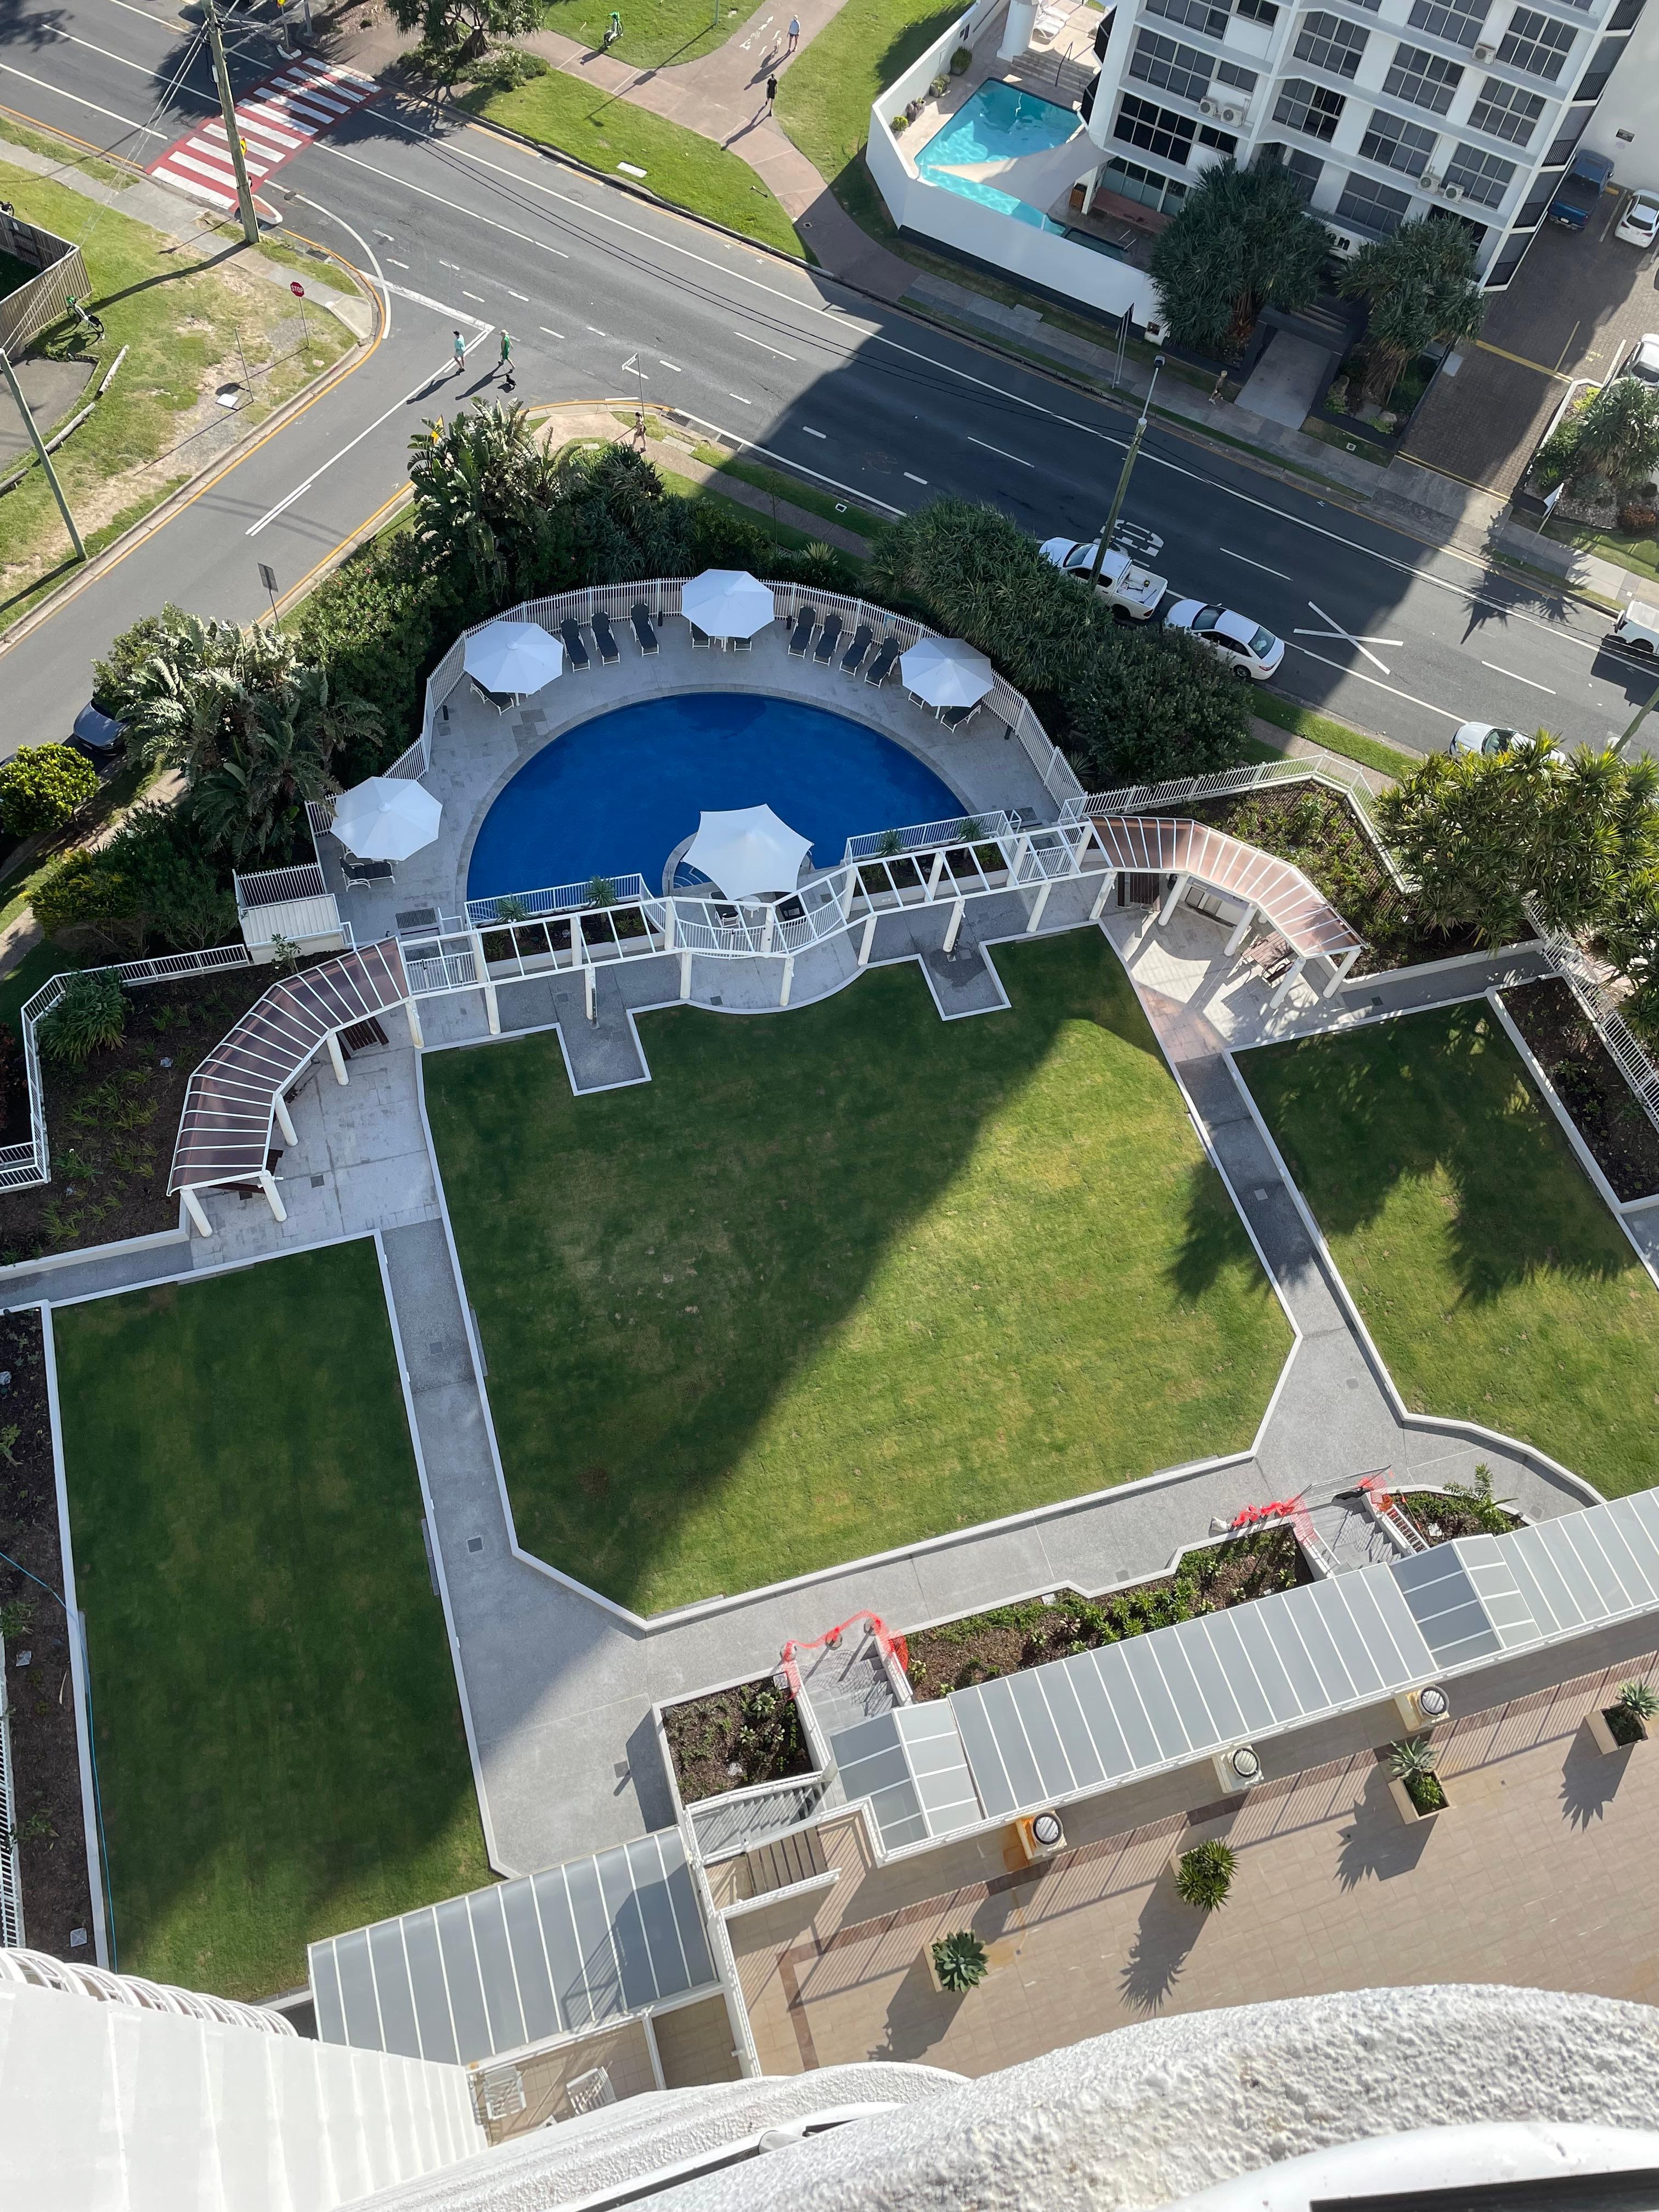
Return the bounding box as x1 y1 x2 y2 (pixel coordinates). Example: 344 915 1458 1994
0 1946 295 2035
1085 815 1365 966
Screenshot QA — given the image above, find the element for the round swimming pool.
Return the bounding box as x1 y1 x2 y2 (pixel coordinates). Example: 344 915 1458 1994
465 691 964 902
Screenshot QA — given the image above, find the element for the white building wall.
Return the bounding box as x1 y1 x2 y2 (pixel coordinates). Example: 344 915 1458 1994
1579 3 1659 172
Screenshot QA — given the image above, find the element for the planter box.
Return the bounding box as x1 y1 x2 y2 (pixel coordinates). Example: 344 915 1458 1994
1586 1707 1649 1756
925 1944 988 1996
1389 1775 1449 1825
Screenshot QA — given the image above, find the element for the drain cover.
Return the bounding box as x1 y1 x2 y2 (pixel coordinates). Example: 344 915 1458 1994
467 1536 484 1553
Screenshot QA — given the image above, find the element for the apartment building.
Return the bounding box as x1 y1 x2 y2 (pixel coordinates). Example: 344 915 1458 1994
1079 0 1651 281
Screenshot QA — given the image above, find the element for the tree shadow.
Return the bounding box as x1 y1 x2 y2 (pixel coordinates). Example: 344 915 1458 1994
871 1945 956 2063
1560 1721 1628 1829
1118 1876 1199 2015
0 4 71 53
1334 1760 1432 1887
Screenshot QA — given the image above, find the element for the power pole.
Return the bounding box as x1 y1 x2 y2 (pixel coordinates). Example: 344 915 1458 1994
1 344 85 561
205 0 261 248
1614 673 1659 757
1088 352 1165 590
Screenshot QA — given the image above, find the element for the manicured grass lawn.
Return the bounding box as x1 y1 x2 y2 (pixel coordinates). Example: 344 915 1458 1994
537 0 763 67
468 75 803 256
55 1244 488 1999
1252 693 1419 782
1243 1003 1659 1496
426 930 1290 1613
775 0 961 202
1545 518 1659 587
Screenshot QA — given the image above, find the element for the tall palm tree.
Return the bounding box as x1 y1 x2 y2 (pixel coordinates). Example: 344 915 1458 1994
1337 218 1486 404
189 669 378 862
1150 159 1330 359
409 400 562 600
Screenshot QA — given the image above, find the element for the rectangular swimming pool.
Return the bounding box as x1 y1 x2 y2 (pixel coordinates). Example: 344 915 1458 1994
913 78 1079 231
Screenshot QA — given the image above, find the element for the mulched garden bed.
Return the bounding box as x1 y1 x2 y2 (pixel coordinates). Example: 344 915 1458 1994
0 963 282 1266
1500 977 1659 1204
0 1308 95 1958
905 1527 1308 1701
1396 1481 1523 1543
1171 787 1481 975
663 1675 811 1805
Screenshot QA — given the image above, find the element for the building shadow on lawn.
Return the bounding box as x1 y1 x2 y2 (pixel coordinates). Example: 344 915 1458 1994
425 930 1288 1615
1238 1001 1636 1307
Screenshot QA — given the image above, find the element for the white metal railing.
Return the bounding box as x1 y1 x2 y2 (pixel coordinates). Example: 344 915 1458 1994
2 943 253 1195
0 1632 20 1948
0 1948 296 2035
1527 901 1659 1136
690 1778 827 1863
844 809 1015 862
239 895 346 951
466 872 650 926
234 865 326 912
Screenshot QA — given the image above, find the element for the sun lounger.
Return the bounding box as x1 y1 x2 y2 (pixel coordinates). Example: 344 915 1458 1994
730 629 753 652
866 637 901 687
812 612 845 667
690 622 712 649
592 609 620 665
559 618 591 672
341 856 395 887
630 601 658 654
939 701 980 730
840 622 873 676
788 606 816 657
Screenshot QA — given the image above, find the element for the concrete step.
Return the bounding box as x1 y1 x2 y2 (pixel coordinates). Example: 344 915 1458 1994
745 1827 830 1896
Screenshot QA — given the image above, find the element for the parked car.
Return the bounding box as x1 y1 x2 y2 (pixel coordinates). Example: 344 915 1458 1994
1616 191 1659 249
1621 334 1659 386
1163 600 1285 681
71 703 125 759
1040 536 1166 619
1548 149 1615 233
1610 600 1659 656
1449 721 1525 758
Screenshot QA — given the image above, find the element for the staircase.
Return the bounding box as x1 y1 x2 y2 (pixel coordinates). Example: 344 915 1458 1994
744 1828 830 1899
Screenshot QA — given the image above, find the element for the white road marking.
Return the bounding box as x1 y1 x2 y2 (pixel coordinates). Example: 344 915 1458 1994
677 411 905 516
1289 645 1464 725
462 290 486 302
728 391 752 404
586 324 607 334
658 359 684 371
387 257 410 268
736 330 798 360
541 326 565 338
370 278 489 326
0 59 172 139
904 471 928 484
1294 600 1403 677
439 259 461 269
966 434 1032 467
1481 660 1556 693
802 426 826 438
1221 548 1292 580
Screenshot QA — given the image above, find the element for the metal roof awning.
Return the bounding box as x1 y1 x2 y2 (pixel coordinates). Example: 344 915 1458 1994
309 1831 716 2065
829 1702 983 1852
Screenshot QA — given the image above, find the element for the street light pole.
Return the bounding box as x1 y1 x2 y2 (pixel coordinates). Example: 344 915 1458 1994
1613 672 1659 755
1 343 85 561
205 0 261 249
1088 352 1164 590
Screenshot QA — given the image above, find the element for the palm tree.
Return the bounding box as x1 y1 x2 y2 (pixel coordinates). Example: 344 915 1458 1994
409 400 563 599
114 608 297 778
1337 218 1486 404
1150 158 1331 359
1539 376 1659 499
189 669 378 862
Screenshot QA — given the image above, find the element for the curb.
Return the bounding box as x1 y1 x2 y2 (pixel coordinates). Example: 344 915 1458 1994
0 236 385 661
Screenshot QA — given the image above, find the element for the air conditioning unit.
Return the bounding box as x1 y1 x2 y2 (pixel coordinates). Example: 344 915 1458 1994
1420 168 1440 186
1474 41 1493 56
1442 182 1463 199
1218 103 1242 121
1199 95 1218 113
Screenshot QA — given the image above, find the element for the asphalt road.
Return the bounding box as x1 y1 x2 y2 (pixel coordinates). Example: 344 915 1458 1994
4 0 1656 763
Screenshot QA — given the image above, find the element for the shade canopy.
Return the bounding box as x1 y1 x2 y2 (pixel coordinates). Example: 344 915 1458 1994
681 568 775 640
331 776 443 862
463 619 563 697
682 804 812 900
901 636 996 709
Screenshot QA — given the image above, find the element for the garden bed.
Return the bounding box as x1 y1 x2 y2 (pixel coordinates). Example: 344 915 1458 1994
0 963 275 1265
904 1528 1307 1701
1396 1480 1523 1543
1500 977 1659 1204
1173 786 1480 973
662 1677 811 1805
0 1308 95 1958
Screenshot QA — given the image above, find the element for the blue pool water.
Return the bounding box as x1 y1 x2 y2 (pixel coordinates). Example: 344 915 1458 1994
914 80 1076 232
465 692 963 901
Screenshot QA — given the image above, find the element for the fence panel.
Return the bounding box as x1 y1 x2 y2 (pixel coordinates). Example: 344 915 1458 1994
0 1629 19 1946
1529 904 1659 1136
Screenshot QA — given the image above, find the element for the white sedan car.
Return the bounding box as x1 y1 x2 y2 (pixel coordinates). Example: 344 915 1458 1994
1040 536 1167 620
1623 333 1659 386
1616 191 1659 249
1449 721 1525 758
1163 599 1285 681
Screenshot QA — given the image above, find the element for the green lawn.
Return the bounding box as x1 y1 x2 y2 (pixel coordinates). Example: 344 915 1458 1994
1243 1003 1659 1496
775 0 962 204
55 1244 488 1999
426 930 1290 1613
537 0 764 67
1252 693 1419 783
467 75 804 256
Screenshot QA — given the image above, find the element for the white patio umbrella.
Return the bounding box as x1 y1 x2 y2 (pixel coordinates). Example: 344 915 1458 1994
331 776 443 862
463 619 563 697
682 568 775 640
901 636 996 710
682 804 813 900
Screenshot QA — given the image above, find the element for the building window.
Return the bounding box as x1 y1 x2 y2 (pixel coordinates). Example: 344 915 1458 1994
1103 154 1190 210
1358 105 1438 172
1262 142 1325 198
1273 75 1346 138
1541 108 1588 162
1294 9 1369 74
1406 0 1486 45
1335 171 1414 230
1144 0 1231 38
1486 235 1531 282
1114 93 1198 162
1234 0 1282 21
1383 42 1463 110
1130 29 1214 100
1607 0 1644 27
1198 122 1240 149
1467 74 1545 141
1216 56 1259 87
1494 4 1575 77
1574 32 1625 98
1443 140 1516 201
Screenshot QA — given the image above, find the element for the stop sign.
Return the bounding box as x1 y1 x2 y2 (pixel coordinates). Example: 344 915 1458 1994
291 280 305 297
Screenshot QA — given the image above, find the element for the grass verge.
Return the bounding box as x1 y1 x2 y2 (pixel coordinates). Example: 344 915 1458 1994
775 0 961 210
467 76 803 256
1253 692 1419 781
426 929 1290 1613
55 1244 488 1997
535 0 764 66
1544 518 1659 587
1243 1002 1659 1497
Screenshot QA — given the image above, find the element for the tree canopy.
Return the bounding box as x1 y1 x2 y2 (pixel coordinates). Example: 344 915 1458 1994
1336 217 1485 403
1536 376 1659 499
1149 158 1331 359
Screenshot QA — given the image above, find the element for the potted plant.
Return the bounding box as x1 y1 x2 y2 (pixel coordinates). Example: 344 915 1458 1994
928 1929 989 1994
1587 1680 1659 1754
1172 1838 1235 1911
1387 1735 1448 1822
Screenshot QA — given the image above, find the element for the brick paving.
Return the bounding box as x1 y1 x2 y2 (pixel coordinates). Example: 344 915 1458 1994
730 1652 1659 2076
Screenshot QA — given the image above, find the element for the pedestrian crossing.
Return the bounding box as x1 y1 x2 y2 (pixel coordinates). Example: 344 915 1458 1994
147 56 381 215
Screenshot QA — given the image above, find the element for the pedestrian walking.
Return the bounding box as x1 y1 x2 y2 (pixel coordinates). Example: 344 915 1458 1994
787 14 799 47
452 328 466 376
766 71 778 109
602 9 622 45
631 408 648 451
499 329 515 390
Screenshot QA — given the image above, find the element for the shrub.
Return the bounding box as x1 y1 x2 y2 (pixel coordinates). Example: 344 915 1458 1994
1437 1465 1516 1536
1607 1680 1659 1745
931 1929 989 1992
0 744 98 838
38 970 126 1067
32 804 236 956
1621 503 1658 534
586 876 617 907
464 44 548 88
1174 1838 1236 1911
1387 1735 1447 1813
890 112 909 132
930 72 949 94
950 43 972 71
